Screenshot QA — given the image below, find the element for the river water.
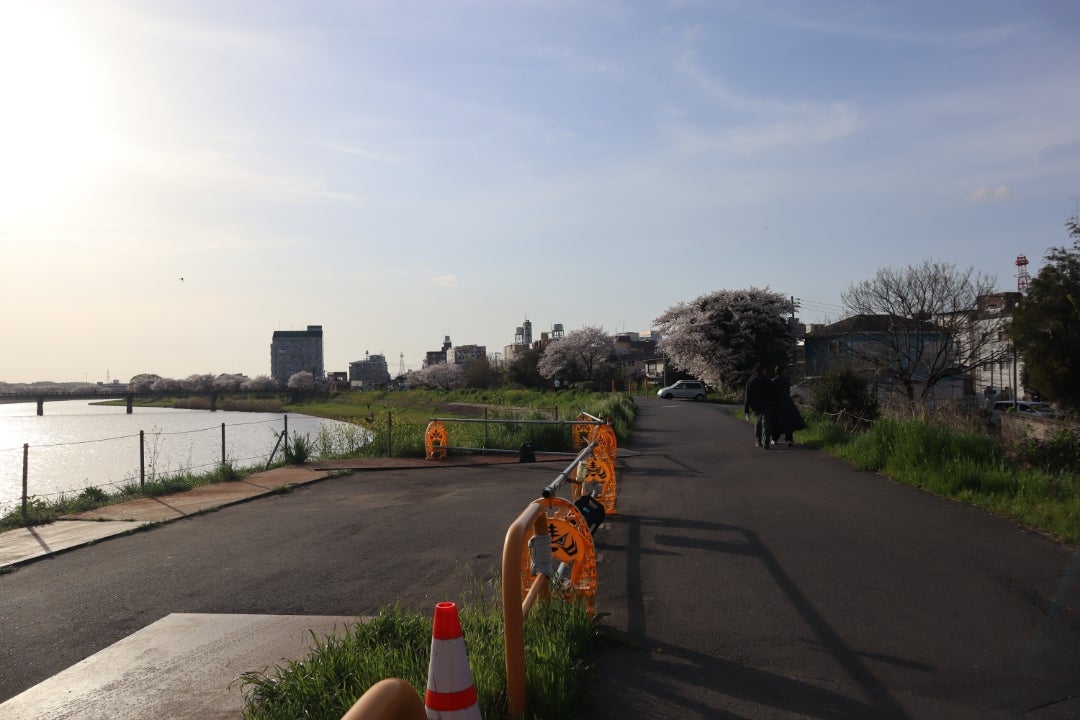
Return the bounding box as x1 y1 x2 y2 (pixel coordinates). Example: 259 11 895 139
0 400 358 515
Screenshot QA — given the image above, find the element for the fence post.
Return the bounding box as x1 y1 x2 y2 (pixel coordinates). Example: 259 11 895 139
283 414 288 447
139 431 145 488
484 407 489 448
221 423 226 466
387 410 392 457
21 443 29 522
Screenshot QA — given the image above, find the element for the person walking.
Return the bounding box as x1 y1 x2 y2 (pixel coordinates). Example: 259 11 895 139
744 364 775 449
769 364 806 447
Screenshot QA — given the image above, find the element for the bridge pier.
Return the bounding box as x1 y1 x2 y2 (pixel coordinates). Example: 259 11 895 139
126 394 133 414
37 399 44 416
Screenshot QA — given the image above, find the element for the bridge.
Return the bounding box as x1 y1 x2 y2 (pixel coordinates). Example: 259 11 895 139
0 388 284 415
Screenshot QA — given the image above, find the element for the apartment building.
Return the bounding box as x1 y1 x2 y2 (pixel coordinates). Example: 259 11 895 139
270 325 324 386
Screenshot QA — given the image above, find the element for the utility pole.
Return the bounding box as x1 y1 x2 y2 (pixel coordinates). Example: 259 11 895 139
790 297 801 369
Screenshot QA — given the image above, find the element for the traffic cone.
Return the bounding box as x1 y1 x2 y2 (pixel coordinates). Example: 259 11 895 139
425 602 482 720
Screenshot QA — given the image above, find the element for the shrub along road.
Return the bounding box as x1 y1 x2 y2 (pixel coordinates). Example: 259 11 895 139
1 397 1078 718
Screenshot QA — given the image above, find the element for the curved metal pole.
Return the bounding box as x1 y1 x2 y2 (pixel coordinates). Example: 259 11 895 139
541 441 596 498
502 501 550 720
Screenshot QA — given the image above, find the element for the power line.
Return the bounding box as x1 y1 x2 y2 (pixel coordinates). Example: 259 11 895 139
796 298 845 317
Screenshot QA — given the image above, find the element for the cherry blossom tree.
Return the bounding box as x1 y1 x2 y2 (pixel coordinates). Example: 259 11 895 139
537 326 614 383
654 288 793 392
287 371 315 390
183 374 216 392
241 375 278 392
212 373 246 392
405 363 466 390
151 377 183 393
128 374 161 392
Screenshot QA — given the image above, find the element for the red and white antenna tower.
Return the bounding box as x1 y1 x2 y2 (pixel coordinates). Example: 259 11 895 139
1015 254 1030 293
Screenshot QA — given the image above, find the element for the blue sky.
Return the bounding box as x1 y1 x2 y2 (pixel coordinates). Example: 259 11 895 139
1 1 1078 383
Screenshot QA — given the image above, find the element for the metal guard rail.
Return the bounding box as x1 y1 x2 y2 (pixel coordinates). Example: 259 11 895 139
502 440 599 719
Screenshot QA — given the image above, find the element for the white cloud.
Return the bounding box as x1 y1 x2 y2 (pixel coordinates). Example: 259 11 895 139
672 103 862 155
969 185 1012 202
432 274 459 287
670 47 863 155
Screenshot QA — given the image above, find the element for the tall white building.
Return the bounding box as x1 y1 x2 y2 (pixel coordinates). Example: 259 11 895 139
970 292 1024 400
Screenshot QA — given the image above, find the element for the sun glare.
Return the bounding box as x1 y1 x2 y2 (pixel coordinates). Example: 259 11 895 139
0 5 116 221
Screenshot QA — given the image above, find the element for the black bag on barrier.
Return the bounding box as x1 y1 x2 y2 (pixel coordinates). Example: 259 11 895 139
574 494 605 533
518 442 535 463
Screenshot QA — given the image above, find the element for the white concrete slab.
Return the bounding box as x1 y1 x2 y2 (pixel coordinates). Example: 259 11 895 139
0 613 359 720
0 520 151 568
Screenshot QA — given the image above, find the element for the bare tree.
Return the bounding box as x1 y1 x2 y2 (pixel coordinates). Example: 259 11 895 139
537 326 614 383
841 260 998 404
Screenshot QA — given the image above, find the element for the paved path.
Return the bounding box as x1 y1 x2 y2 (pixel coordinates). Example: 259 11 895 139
0 454 557 568
591 398 1080 719
1 403 1078 718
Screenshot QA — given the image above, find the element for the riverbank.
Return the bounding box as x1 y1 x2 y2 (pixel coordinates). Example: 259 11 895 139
2 390 636 529
0 402 360 529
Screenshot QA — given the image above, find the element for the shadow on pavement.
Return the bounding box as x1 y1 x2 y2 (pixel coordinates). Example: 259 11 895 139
596 513 918 719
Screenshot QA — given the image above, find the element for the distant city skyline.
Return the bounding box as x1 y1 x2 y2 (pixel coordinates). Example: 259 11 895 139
2 1 1077 384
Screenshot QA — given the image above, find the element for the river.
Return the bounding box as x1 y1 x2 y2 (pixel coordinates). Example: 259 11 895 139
0 400 359 515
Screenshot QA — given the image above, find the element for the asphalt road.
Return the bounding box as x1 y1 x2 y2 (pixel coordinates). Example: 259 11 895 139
592 398 1080 719
1 397 1078 719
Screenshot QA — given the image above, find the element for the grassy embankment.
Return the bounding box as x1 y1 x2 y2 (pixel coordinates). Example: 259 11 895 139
288 387 636 458
1 390 635 530
240 594 603 720
795 410 1080 545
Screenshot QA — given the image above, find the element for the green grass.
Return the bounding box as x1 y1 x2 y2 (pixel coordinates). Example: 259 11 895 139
798 412 1080 545
292 390 637 458
0 461 249 530
240 595 603 720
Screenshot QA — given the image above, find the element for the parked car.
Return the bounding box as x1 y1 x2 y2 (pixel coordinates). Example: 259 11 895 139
656 380 707 401
992 400 1059 417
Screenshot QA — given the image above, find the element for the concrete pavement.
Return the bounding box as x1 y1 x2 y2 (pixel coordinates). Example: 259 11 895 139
0 453 560 569
0 613 358 720
0 452 567 719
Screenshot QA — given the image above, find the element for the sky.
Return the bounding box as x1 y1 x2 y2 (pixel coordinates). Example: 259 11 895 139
1 0 1078 383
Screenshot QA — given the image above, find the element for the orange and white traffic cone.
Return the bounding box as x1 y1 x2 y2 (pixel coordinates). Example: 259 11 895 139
425 601 482 720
